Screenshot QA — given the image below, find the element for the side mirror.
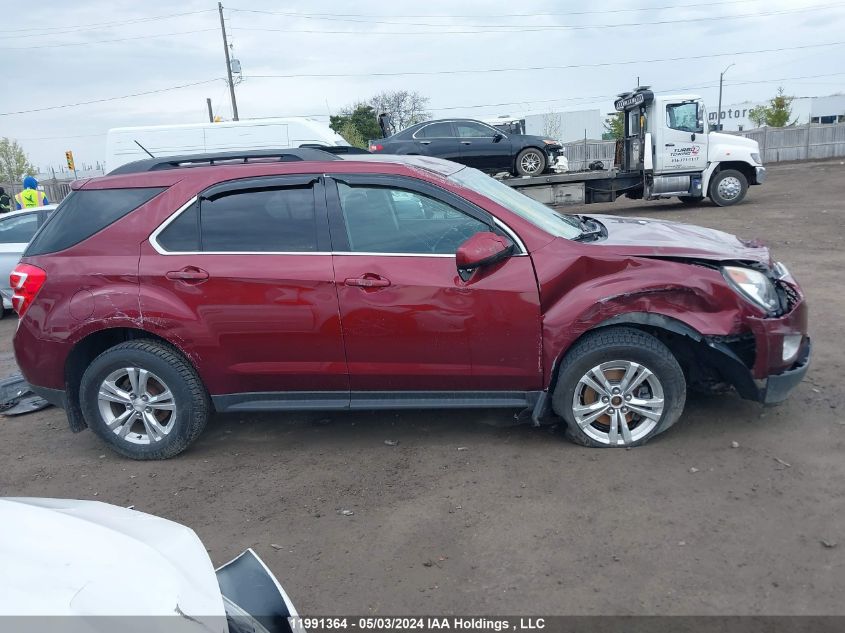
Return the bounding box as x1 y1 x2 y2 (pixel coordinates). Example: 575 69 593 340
492 133 504 143
455 232 514 281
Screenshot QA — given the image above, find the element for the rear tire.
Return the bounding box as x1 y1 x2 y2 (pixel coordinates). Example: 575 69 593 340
515 148 547 176
708 169 748 206
552 327 686 448
79 340 210 460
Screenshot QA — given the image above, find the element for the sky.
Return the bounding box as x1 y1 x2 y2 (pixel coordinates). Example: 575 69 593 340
2 0 844 172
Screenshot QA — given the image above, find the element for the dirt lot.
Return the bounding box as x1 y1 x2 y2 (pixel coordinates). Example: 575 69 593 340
0 160 842 615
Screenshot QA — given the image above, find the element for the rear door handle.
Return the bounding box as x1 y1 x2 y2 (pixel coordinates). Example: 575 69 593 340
665 143 675 147
166 266 209 282
345 275 390 288
460 141 472 145
419 141 431 145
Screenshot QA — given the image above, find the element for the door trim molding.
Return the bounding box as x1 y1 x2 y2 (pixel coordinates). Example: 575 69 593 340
212 390 540 413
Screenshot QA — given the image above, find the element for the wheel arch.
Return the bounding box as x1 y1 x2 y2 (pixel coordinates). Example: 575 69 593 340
546 311 756 401
546 312 706 394
64 327 208 432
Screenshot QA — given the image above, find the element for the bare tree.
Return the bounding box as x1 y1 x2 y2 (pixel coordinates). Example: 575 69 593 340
541 112 563 140
368 90 431 132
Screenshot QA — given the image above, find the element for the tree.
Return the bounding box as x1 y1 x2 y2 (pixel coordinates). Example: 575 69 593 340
541 112 562 140
747 87 795 128
329 103 382 148
0 138 36 184
368 90 430 132
602 112 624 140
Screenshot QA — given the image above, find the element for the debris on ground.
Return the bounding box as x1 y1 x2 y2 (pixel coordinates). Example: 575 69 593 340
384 439 399 446
0 374 51 416
270 543 283 550
774 457 792 469
338 509 354 516
689 467 700 473
820 539 838 549
731 441 740 449
457 447 468 451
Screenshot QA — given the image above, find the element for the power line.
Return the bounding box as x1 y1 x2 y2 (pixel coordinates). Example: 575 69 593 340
244 41 845 80
0 79 223 116
228 2 843 33
0 28 217 51
9 9 215 35
227 0 768 19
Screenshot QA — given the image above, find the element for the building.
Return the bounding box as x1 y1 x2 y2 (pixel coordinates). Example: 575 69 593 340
707 94 845 131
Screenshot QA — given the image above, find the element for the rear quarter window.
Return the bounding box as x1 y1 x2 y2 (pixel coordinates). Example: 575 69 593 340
25 187 165 256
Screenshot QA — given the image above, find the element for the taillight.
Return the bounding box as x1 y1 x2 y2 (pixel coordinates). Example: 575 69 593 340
369 144 384 152
10 264 47 317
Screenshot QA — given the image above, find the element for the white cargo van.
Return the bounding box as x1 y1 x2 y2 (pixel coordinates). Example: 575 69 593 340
106 117 349 172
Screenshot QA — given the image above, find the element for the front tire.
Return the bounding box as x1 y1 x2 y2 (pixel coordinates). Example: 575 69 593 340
515 148 546 176
79 340 210 460
708 169 748 206
552 327 686 448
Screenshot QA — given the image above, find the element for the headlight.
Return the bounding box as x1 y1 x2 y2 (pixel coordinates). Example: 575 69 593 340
722 266 779 312
751 152 761 164
542 139 559 145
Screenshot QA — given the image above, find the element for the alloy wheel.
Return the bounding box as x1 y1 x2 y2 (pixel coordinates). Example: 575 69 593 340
520 151 543 174
570 360 665 446
97 367 177 445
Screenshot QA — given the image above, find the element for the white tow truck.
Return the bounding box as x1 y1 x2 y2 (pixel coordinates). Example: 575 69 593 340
507 87 766 207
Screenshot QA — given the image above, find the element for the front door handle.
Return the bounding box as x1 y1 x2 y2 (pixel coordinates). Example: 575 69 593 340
345 274 391 288
460 141 472 145
665 143 675 147
419 141 431 145
166 266 209 282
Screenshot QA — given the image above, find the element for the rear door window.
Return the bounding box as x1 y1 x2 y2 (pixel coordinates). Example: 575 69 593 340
26 188 164 255
156 185 319 253
416 122 454 138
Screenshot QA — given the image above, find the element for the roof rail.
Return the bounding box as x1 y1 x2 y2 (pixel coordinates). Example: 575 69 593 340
107 148 341 175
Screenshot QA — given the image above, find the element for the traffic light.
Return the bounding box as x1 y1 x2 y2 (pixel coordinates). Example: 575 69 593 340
65 150 75 171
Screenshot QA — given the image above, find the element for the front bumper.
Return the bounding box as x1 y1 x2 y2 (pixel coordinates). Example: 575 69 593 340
754 166 767 184
760 338 811 404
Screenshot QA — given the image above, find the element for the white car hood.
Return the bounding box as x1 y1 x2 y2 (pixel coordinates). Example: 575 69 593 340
0 498 226 629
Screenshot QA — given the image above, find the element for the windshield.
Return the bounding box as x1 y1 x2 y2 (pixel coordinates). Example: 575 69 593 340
449 167 582 239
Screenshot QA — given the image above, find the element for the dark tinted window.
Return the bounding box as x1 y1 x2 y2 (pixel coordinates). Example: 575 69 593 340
417 122 453 138
455 122 495 138
201 187 317 252
337 183 490 254
157 202 199 251
26 187 164 255
0 213 39 244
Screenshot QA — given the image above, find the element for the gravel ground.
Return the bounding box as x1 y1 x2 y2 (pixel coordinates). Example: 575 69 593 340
0 159 842 615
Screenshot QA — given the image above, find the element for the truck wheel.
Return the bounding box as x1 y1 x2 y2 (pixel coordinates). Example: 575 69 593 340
708 170 748 206
515 148 546 176
79 340 210 460
552 327 686 448
677 196 704 205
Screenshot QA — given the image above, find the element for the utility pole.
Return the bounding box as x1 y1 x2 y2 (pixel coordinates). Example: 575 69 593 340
218 2 239 121
717 63 735 132
206 98 214 123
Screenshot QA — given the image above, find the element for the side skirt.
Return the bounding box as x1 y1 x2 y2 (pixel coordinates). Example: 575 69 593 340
213 390 542 413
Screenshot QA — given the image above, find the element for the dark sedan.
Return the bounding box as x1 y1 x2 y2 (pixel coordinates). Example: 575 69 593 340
369 118 562 176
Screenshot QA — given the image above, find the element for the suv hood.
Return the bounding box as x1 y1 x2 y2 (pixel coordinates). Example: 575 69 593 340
590 214 771 264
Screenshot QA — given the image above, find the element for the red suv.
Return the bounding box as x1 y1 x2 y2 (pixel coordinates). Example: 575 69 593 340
12 150 810 459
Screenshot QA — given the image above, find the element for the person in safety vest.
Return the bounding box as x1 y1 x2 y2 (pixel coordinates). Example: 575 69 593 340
15 176 48 209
